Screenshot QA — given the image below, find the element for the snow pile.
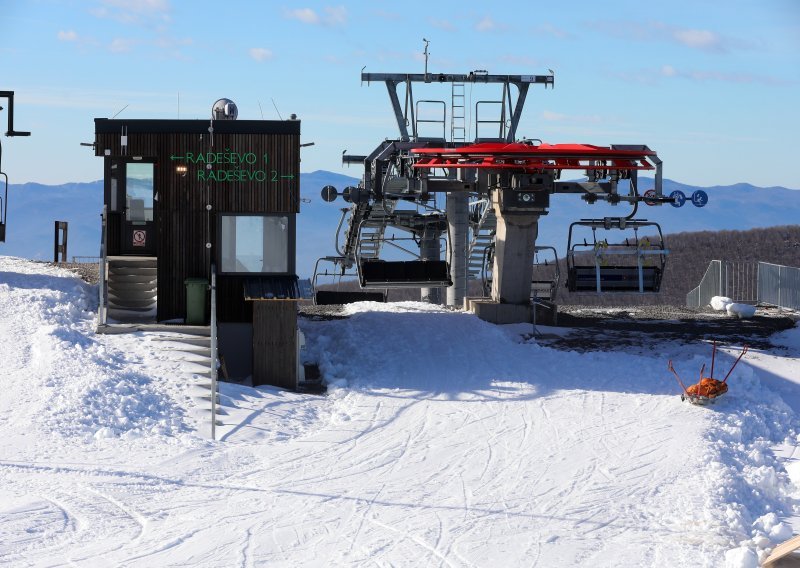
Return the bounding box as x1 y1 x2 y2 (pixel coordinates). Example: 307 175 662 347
670 352 797 564
724 546 759 568
711 296 735 311
726 302 757 319
0 257 190 442
710 296 757 318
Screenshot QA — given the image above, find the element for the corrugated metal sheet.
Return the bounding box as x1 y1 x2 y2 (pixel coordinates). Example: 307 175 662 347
243 276 300 300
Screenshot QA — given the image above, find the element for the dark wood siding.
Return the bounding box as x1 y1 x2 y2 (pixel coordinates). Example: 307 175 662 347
252 301 298 389
95 119 300 322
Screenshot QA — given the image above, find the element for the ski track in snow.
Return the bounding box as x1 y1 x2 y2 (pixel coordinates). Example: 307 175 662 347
0 257 798 567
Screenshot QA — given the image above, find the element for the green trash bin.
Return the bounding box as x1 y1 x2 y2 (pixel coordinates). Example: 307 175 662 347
184 277 208 325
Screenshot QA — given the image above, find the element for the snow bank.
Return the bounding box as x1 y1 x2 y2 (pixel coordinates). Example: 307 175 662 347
688 357 797 563
710 296 757 318
711 296 734 311
2 262 798 567
771 322 800 350
724 546 758 568
303 302 800 564
0 257 191 443
726 302 757 319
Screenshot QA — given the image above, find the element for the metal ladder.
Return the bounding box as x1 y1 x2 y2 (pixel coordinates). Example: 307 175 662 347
451 83 466 143
467 200 497 279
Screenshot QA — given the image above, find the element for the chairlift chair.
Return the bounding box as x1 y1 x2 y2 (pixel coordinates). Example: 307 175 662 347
566 219 667 293
312 256 387 305
355 218 452 289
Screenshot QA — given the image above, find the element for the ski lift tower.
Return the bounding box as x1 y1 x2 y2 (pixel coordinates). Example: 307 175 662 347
0 91 31 243
318 68 555 307
318 59 671 324
361 68 553 309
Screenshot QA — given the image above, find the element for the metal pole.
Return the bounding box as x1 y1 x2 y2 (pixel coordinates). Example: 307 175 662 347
420 228 442 304
53 221 59 262
210 263 218 441
99 206 107 326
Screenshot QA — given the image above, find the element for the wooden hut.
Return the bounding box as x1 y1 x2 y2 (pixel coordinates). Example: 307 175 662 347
94 110 301 388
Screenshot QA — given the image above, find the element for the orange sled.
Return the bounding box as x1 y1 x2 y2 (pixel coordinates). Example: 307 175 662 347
668 341 748 405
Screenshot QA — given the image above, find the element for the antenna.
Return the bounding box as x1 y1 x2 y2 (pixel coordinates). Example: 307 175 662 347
111 104 129 119
423 38 430 80
271 98 283 121
258 100 265 119
177 92 180 119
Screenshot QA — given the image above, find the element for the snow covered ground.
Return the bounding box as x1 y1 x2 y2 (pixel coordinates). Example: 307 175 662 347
0 256 798 567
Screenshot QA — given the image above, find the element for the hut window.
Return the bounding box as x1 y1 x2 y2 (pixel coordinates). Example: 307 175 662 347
125 162 154 223
219 214 289 274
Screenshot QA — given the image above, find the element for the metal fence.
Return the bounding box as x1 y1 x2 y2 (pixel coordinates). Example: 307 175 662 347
687 259 800 311
72 256 101 264
758 262 800 311
687 260 722 308
723 261 759 304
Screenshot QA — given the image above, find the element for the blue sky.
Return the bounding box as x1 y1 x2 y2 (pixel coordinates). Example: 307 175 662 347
1 0 798 187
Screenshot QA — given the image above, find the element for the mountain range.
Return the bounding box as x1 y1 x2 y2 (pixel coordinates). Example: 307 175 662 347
4 172 799 278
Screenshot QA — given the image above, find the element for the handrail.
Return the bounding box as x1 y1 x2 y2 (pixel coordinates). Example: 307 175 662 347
98 205 108 326
210 263 218 441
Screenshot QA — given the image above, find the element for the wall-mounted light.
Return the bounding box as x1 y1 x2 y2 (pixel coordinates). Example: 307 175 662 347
175 164 188 177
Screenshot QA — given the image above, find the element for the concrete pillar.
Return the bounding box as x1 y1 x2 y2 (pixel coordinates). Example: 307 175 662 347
490 209 539 304
446 192 469 307
420 228 442 304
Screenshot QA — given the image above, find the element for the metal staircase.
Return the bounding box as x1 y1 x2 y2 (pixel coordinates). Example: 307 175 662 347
342 199 397 262
151 328 224 434
357 206 393 260
106 257 157 323
467 201 497 280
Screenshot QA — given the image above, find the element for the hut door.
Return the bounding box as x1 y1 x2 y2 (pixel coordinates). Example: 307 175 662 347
120 161 157 256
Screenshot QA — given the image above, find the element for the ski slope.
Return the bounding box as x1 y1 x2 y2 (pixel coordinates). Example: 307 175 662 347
0 256 798 567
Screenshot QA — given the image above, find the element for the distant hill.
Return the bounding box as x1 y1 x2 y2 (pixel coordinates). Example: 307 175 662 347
2 181 103 261
3 172 799 280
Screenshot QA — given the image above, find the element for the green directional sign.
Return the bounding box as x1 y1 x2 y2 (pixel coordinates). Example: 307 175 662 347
170 149 294 183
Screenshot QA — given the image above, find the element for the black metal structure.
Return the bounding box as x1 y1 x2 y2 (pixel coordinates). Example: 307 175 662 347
315 56 676 312
0 91 31 243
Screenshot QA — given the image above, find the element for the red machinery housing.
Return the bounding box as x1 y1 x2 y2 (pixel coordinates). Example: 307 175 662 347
412 142 658 175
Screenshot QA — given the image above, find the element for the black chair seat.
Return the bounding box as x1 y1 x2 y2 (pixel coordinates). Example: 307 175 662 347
315 290 387 305
568 266 662 292
359 260 452 288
